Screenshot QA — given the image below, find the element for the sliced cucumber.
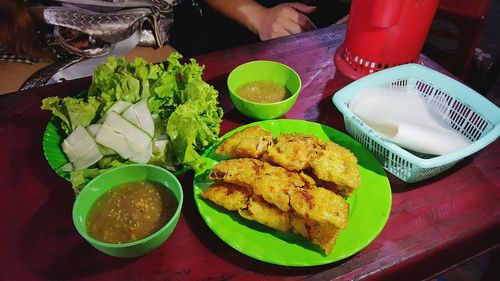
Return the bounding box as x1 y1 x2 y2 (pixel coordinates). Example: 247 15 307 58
72 143 104 170
96 111 152 160
86 124 101 137
97 100 132 123
61 125 103 170
108 100 133 115
62 126 95 161
86 124 117 156
122 99 155 137
130 141 153 163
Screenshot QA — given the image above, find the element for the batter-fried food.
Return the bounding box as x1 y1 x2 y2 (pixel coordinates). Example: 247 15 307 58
267 133 324 171
266 133 361 195
310 141 361 195
289 186 349 229
216 126 273 159
209 158 310 212
200 182 250 211
202 126 362 255
209 158 348 229
218 128 361 194
201 181 342 254
290 216 340 254
239 196 291 232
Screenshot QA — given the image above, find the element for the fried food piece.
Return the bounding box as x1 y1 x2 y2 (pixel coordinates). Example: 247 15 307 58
289 187 349 229
244 196 340 254
209 158 308 212
267 133 324 171
209 158 349 228
310 141 361 195
201 181 340 254
290 216 340 255
239 196 292 232
299 171 317 188
216 126 273 158
200 182 251 211
317 181 351 198
201 182 292 232
265 132 361 195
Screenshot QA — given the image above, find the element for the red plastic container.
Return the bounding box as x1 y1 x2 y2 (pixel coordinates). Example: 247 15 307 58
335 0 439 79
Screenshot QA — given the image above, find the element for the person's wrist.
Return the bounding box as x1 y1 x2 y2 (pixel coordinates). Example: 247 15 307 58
243 4 267 36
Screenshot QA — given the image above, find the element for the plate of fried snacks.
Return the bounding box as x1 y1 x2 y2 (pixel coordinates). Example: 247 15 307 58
193 119 391 266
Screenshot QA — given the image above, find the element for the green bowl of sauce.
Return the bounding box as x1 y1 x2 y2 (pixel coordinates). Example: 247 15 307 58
73 164 183 258
227 60 302 120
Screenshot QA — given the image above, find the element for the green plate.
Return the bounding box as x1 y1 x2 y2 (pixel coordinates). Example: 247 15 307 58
193 119 392 266
43 119 71 180
42 118 188 181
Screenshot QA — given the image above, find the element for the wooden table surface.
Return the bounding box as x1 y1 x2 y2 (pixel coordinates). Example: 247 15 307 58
1 24 499 281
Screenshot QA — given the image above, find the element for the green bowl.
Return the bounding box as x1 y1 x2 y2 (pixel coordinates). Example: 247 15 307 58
227 60 302 120
73 164 184 258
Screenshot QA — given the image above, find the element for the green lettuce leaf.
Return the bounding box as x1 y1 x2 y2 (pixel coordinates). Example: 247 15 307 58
88 56 165 115
166 83 223 172
41 96 100 135
42 52 223 190
149 140 177 171
69 168 102 194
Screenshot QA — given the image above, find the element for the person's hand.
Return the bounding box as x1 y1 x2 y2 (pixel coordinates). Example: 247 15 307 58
254 2 317 41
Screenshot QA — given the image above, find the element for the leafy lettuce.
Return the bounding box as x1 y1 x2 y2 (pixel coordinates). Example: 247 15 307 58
41 96 101 134
42 53 223 191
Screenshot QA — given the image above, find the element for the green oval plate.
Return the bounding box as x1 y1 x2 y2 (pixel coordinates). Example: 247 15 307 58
42 119 188 182
193 119 392 266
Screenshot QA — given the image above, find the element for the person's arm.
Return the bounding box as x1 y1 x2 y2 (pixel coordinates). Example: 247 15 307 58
204 0 317 41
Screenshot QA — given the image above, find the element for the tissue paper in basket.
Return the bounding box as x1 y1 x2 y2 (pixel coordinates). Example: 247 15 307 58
332 63 500 183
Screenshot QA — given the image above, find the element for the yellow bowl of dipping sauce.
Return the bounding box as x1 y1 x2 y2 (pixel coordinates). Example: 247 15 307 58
227 60 302 120
73 164 183 258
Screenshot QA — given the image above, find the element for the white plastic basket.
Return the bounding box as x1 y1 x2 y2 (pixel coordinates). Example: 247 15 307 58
333 63 500 183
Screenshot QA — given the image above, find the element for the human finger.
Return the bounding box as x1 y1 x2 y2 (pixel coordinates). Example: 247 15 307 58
284 7 317 30
294 12 317 30
281 19 303 35
260 21 292 40
270 26 293 39
285 2 317 14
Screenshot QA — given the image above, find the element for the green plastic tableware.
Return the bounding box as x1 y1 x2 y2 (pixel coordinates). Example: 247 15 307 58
42 118 189 182
194 119 392 266
227 60 301 120
43 120 68 179
73 164 184 258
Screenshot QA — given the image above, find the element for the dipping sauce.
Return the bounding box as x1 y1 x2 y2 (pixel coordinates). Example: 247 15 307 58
86 181 177 244
236 80 291 103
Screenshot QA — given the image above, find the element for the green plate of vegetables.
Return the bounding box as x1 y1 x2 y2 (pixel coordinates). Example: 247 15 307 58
42 53 223 191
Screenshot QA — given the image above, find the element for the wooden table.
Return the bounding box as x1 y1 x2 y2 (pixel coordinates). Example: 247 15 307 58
1 24 499 280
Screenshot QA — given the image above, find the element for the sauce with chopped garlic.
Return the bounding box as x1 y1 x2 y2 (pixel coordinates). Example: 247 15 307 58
236 80 291 103
86 181 177 244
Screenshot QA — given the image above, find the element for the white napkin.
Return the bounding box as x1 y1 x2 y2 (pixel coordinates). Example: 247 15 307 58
349 86 471 155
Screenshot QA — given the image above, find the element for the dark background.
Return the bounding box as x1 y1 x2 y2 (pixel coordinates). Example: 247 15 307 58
169 0 499 109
